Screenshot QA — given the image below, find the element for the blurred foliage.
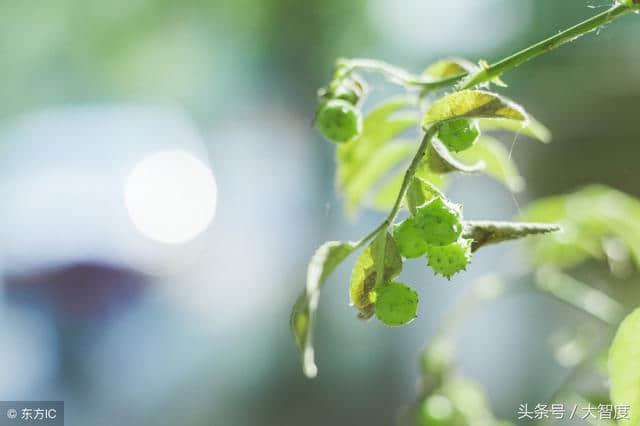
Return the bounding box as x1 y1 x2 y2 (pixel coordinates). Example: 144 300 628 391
0 0 373 119
609 307 640 426
523 185 640 272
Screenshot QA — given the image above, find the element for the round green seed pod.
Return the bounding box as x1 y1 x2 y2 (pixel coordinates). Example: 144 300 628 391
426 238 472 279
315 99 362 143
414 198 463 246
375 282 418 326
437 119 480 153
393 218 429 259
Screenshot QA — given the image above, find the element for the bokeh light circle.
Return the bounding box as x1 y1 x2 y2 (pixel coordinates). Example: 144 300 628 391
125 150 217 244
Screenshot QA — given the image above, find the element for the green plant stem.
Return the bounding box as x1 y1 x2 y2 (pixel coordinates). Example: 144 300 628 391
373 230 387 288
343 3 635 92
337 58 460 91
458 3 633 89
355 125 439 250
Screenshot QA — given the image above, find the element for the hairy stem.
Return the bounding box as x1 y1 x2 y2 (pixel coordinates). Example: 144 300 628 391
336 58 461 91
354 125 439 250
458 3 633 89
342 3 635 92
373 230 387 288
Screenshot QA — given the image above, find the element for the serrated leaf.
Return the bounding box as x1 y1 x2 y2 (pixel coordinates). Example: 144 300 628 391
423 57 477 79
426 138 485 174
291 241 356 378
609 307 640 426
350 232 402 319
406 176 446 216
344 142 415 215
455 136 525 192
422 90 527 128
477 117 551 143
462 220 560 251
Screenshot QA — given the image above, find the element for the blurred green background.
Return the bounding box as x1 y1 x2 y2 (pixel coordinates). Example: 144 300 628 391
0 1 638 425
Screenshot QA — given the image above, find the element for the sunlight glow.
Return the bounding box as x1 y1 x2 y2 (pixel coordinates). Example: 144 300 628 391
125 150 217 244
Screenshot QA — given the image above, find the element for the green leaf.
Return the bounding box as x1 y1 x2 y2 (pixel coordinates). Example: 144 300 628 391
337 97 416 188
609 307 640 426
291 241 356 378
406 176 445 216
462 220 560 252
455 136 525 192
426 138 485 174
521 185 640 269
372 174 406 211
374 282 418 326
336 98 419 215
519 194 568 223
350 232 402 319
343 142 415 215
477 117 551 144
423 58 477 79
422 90 527 128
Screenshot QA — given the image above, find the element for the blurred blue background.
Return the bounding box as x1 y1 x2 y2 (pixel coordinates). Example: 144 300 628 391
0 1 638 425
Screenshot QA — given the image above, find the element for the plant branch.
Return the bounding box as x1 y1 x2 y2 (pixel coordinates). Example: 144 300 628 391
336 58 460 91
354 125 439 250
458 3 633 89
340 3 635 92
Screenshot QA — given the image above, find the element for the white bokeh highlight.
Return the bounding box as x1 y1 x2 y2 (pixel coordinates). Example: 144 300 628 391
125 150 217 244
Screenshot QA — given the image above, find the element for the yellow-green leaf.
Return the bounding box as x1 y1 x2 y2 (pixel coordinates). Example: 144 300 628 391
609 307 640 426
336 98 418 215
337 97 416 188
291 241 356 378
521 185 640 269
344 142 415 216
349 232 402 319
477 117 551 144
423 58 477 80
456 136 525 192
422 90 527 128
426 138 485 174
